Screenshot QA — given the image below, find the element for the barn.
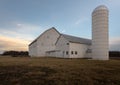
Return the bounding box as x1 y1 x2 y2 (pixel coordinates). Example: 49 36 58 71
29 27 92 58
29 5 109 60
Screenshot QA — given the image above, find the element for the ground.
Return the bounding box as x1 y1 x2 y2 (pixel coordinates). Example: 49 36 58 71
0 56 120 85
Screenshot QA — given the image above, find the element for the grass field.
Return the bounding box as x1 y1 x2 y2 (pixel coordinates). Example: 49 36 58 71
0 56 120 85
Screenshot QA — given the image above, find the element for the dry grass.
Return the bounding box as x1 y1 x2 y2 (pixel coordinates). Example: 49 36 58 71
0 56 120 85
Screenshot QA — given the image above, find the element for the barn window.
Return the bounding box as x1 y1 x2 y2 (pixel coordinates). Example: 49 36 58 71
66 51 68 55
47 36 49 39
86 49 92 53
75 51 77 55
66 43 69 45
63 51 65 55
71 51 73 54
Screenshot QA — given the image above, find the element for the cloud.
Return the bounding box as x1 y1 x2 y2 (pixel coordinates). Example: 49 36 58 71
17 23 22 27
0 35 30 52
0 22 46 40
109 37 120 51
106 0 120 8
15 23 42 33
75 17 88 25
0 22 47 52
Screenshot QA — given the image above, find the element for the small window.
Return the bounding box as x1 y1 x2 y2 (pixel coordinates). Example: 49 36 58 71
47 36 49 39
71 51 73 54
66 43 69 45
66 51 68 55
86 49 92 53
75 51 77 55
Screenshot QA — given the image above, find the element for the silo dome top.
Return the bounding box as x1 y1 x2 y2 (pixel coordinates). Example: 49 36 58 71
93 5 108 12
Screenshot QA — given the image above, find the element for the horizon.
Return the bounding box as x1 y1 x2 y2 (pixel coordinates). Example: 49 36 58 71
0 0 120 53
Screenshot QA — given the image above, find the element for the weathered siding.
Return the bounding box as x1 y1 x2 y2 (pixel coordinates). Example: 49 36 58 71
69 42 88 58
56 35 69 58
29 41 37 57
37 28 60 57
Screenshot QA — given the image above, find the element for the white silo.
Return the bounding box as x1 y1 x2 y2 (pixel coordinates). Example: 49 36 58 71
92 5 109 60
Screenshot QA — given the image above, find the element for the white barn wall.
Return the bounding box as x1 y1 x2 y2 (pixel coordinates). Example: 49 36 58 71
29 28 60 57
56 35 69 58
29 41 38 57
37 28 60 57
69 42 88 58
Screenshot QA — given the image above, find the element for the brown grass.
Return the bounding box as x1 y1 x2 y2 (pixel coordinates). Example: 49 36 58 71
0 56 120 85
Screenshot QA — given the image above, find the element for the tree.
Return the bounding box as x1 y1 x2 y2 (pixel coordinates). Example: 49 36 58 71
2 51 29 57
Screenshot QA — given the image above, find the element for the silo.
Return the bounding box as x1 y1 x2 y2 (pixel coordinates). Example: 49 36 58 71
92 5 109 60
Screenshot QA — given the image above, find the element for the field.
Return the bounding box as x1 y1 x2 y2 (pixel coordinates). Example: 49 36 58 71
0 56 120 85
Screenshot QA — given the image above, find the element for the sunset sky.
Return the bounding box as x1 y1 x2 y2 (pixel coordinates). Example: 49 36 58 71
0 0 120 53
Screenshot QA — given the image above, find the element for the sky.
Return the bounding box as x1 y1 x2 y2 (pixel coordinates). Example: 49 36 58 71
0 0 120 53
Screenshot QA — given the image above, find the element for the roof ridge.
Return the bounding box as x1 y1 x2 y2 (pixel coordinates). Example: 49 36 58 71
29 27 60 46
61 33 91 40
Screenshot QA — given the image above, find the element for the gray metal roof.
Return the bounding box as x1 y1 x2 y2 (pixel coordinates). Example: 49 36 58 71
62 34 91 45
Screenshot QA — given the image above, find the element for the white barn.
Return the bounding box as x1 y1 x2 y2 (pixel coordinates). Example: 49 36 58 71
29 27 92 58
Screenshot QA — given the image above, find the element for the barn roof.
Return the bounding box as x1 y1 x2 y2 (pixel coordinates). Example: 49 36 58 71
29 27 92 46
62 34 91 45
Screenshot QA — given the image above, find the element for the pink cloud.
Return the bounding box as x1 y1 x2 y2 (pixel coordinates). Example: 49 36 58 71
0 35 30 52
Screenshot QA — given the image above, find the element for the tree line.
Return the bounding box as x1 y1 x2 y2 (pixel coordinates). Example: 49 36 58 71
109 51 120 57
2 51 29 57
